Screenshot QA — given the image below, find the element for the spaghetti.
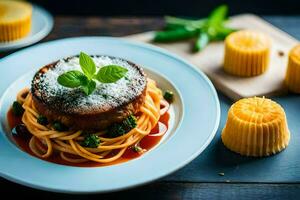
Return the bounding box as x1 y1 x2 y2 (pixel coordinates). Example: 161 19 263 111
15 79 168 164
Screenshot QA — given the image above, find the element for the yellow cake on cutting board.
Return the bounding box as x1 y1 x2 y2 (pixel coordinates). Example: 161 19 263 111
223 30 271 77
285 44 300 93
221 97 290 157
0 0 32 42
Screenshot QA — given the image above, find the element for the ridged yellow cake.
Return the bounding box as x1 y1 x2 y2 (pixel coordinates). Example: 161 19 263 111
221 97 290 157
0 0 32 42
223 30 271 77
285 44 300 93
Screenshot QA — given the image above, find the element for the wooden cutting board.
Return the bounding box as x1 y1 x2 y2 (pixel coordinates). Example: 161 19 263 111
125 14 299 100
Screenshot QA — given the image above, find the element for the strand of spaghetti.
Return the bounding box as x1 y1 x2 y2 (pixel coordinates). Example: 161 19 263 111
137 114 146 124
54 139 74 149
22 113 49 131
22 112 51 133
60 152 88 163
100 135 137 149
148 93 161 108
99 128 136 142
74 141 104 159
76 131 106 141
97 135 140 150
58 131 82 140
29 136 53 158
148 88 161 99
136 115 150 131
146 95 157 109
80 138 126 154
76 142 107 158
17 88 29 104
22 97 39 118
48 131 75 139
140 106 158 126
97 150 114 157
136 123 153 135
135 118 151 135
55 135 124 155
23 105 39 118
52 142 78 155
69 139 127 163
25 118 71 137
35 138 47 153
138 116 149 129
146 97 160 114
29 137 43 156
135 118 153 135
87 140 125 153
40 137 53 158
23 110 75 137
22 115 46 135
145 100 160 119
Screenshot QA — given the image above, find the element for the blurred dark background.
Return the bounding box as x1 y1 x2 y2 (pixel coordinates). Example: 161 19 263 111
30 0 300 16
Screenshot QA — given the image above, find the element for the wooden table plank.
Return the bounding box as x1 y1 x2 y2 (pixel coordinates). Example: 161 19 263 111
45 16 164 39
1 178 300 199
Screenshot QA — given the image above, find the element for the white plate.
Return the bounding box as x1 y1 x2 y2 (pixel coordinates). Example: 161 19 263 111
0 37 220 193
0 5 53 52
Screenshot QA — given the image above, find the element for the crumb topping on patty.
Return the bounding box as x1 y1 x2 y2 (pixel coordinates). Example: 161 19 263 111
32 55 147 115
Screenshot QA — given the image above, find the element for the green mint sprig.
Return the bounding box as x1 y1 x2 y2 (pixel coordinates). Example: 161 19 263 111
57 52 128 95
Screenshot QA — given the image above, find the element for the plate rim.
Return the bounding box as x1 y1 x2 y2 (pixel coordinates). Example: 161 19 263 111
0 4 54 52
0 36 220 194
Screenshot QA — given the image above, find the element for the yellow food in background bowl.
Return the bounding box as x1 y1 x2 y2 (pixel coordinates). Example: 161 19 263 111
0 0 32 42
285 44 300 93
223 30 271 77
221 97 290 157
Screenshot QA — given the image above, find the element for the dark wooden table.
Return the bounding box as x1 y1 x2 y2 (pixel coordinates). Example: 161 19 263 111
1 16 300 199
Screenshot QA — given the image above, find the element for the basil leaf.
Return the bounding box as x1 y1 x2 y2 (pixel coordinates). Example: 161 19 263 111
96 65 128 83
81 80 96 95
57 70 86 88
79 52 96 78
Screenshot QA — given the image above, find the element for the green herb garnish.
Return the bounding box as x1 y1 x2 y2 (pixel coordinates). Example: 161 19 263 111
53 121 68 132
12 101 24 116
57 52 128 95
107 114 137 138
79 52 96 79
96 65 128 83
37 115 49 125
81 134 100 148
81 79 96 96
153 5 237 52
164 90 174 103
57 70 88 88
132 146 143 153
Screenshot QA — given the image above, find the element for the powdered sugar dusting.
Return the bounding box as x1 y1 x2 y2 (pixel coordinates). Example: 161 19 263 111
32 55 147 114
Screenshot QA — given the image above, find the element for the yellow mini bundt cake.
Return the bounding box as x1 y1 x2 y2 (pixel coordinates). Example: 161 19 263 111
285 44 300 93
221 97 290 157
223 30 271 77
0 0 32 42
